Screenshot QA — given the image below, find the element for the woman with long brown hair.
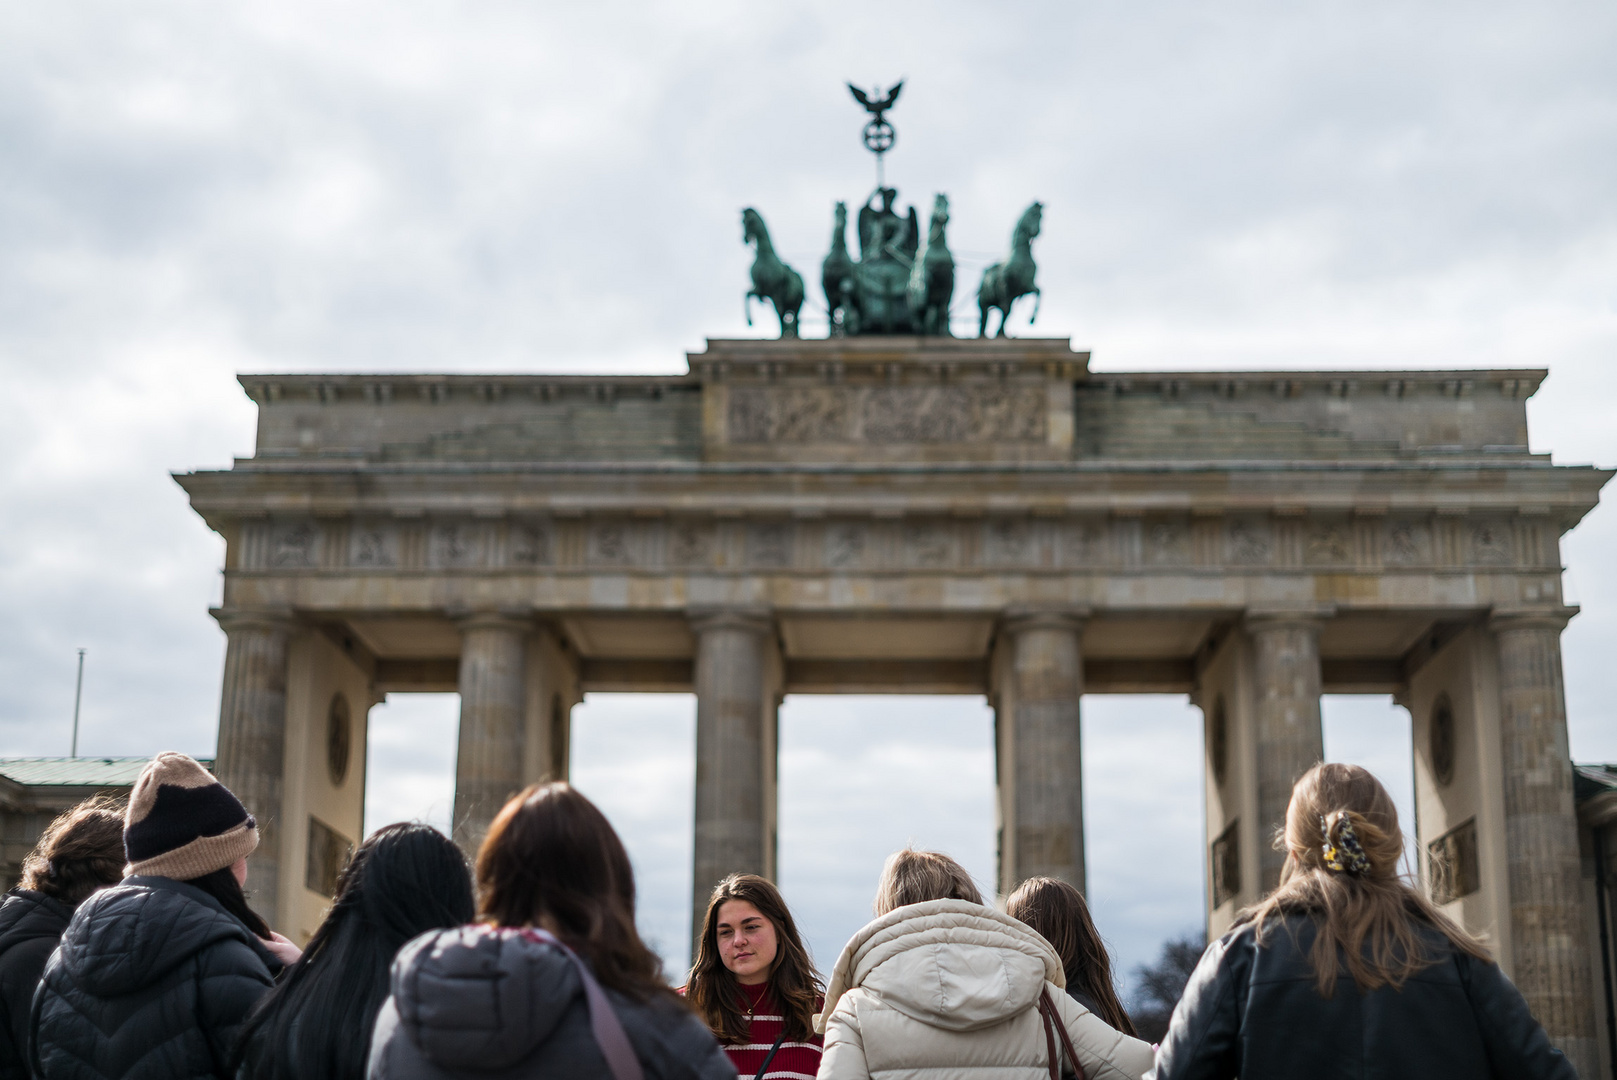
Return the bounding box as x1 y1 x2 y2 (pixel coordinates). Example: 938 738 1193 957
1006 876 1137 1037
367 783 733 1080
685 874 823 1080
1153 762 1578 1080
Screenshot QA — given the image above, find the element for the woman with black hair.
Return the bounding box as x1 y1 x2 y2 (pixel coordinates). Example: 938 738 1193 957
236 822 474 1080
32 752 299 1080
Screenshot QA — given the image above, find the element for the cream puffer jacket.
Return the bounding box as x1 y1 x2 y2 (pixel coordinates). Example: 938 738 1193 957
814 899 1154 1080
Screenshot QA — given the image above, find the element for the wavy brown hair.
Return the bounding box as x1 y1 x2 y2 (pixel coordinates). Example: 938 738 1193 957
1240 762 1492 996
873 848 983 915
21 796 125 908
1006 877 1137 1036
687 874 822 1044
477 783 678 1004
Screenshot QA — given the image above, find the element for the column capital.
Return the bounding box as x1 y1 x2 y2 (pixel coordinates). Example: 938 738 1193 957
687 607 774 636
450 608 533 634
1488 605 1577 634
1001 606 1090 635
211 607 298 635
1244 604 1336 632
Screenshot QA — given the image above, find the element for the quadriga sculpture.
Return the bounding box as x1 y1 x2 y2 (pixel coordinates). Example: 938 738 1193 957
822 202 856 335
977 201 1043 338
906 194 954 336
742 207 804 338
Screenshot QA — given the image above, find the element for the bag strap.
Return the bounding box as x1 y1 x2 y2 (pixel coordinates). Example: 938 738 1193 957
754 1030 787 1080
1038 988 1087 1080
1040 997 1061 1080
522 929 646 1080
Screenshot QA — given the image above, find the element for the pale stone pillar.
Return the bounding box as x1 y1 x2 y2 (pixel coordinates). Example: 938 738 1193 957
690 610 773 940
1002 610 1086 892
213 609 295 929
1491 609 1598 1075
1246 610 1326 893
453 614 529 855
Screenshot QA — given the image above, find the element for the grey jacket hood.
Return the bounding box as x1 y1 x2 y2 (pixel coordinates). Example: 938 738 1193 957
390 925 592 1071
818 899 1066 1034
54 876 276 997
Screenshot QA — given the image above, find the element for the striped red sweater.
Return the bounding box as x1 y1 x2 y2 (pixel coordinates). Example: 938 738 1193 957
719 981 823 1080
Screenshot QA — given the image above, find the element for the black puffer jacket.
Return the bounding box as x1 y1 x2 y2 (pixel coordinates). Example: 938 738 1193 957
31 876 280 1080
367 926 733 1080
1151 914 1578 1080
0 890 74 1080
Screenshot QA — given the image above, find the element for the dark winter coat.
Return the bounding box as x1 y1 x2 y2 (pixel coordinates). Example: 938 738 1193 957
0 890 74 1080
1150 914 1578 1080
366 926 734 1080
30 876 281 1080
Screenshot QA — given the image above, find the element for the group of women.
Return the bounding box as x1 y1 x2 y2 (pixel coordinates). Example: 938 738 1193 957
0 750 1586 1080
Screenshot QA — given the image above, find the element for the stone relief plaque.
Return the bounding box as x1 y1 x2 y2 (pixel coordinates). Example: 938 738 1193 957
1305 521 1353 565
824 523 865 568
428 522 487 568
1467 520 1513 565
1060 521 1105 566
269 521 318 568
1144 520 1189 565
1384 519 1431 565
587 521 632 566
508 521 553 566
746 523 792 568
669 521 713 566
1225 519 1272 565
348 523 398 568
984 519 1030 565
903 521 955 568
727 386 1046 444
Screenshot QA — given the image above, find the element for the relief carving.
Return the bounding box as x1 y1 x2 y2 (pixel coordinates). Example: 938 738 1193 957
1305 522 1353 565
728 386 1046 444
349 524 397 568
509 521 552 566
825 524 865 568
589 522 631 566
670 522 712 565
747 523 792 568
269 522 318 568
1468 520 1513 565
1384 519 1430 565
1144 521 1189 565
1226 520 1272 565
985 519 1029 564
1061 521 1105 565
429 522 486 568
903 522 953 567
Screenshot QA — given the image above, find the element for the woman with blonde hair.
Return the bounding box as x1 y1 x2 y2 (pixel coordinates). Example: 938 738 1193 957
817 848 1153 1080
1006 877 1137 1037
1153 762 1577 1080
685 874 823 1079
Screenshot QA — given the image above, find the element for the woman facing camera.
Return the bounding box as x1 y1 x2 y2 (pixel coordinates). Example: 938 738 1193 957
686 874 823 1079
367 783 733 1080
1153 762 1577 1080
236 823 475 1080
1006 876 1137 1037
817 849 1154 1080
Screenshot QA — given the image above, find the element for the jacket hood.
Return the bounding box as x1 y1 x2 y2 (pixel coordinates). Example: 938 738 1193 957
53 876 275 996
390 925 591 1071
816 899 1065 1035
0 889 73 946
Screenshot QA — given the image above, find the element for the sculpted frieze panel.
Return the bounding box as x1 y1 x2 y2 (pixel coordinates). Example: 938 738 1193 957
428 522 488 569
587 521 632 567
984 519 1031 565
1467 519 1513 565
1304 520 1353 565
727 386 1046 444
902 521 956 568
1144 520 1190 566
1059 520 1106 566
746 523 793 568
824 523 866 569
669 521 714 566
508 520 553 566
1224 518 1272 566
349 523 398 568
268 521 319 568
1384 519 1431 566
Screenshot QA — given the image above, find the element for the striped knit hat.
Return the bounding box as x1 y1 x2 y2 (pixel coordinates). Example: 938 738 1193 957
124 752 259 880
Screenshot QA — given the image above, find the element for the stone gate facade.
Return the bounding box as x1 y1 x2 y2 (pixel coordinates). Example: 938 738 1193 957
178 337 1611 1072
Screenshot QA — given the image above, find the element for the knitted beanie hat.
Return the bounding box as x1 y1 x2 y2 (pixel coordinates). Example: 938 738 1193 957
124 752 259 880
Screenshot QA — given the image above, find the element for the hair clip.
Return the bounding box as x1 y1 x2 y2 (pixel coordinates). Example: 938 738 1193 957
1320 812 1371 875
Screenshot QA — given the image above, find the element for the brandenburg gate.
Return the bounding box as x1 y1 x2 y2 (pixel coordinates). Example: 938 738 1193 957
178 336 1609 1069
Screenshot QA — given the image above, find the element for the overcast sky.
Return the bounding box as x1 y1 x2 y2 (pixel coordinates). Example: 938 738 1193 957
2 0 1614 998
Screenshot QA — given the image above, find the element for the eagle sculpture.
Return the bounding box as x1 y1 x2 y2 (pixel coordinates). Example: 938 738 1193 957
848 80 903 121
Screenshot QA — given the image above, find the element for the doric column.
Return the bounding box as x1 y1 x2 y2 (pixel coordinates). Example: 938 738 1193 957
452 613 529 856
1003 610 1087 891
690 609 773 940
213 609 295 929
1491 609 1597 1075
1246 609 1326 893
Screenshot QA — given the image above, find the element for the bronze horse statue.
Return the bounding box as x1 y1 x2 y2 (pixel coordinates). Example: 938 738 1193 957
742 207 804 338
822 201 855 335
977 201 1043 337
906 194 954 336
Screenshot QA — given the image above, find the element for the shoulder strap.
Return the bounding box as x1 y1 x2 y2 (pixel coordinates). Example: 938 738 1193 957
523 929 646 1080
754 1030 787 1080
1038 987 1087 1080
